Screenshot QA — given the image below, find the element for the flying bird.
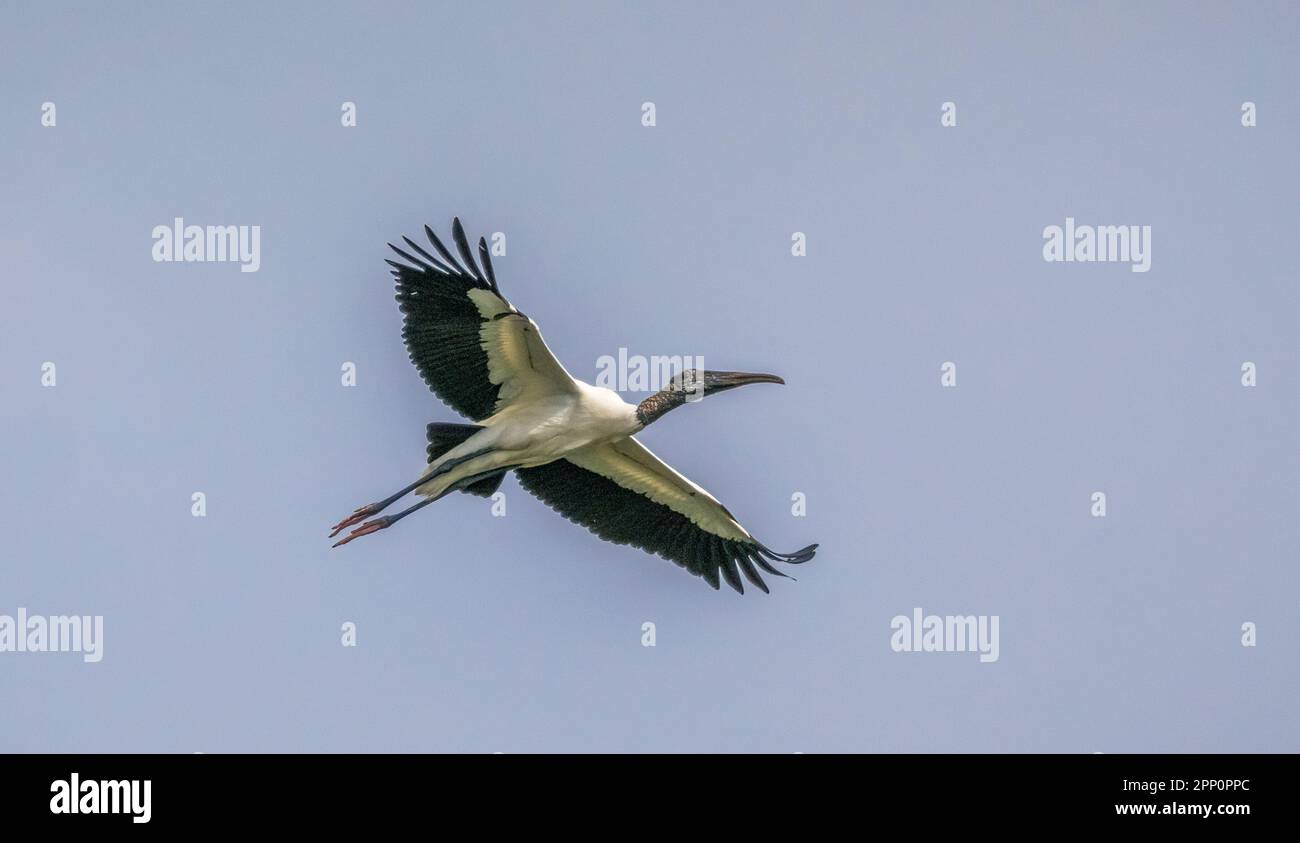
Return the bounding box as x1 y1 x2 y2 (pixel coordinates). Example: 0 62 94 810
329 219 817 593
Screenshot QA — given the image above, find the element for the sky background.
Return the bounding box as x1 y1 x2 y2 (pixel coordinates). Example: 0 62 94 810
1 1 1296 752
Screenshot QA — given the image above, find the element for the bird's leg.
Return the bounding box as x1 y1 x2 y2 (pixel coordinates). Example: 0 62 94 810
328 449 495 537
331 464 521 548
332 494 441 547
328 476 430 537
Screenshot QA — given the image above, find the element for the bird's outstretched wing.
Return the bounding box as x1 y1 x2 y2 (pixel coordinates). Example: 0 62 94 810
516 437 817 594
386 218 577 421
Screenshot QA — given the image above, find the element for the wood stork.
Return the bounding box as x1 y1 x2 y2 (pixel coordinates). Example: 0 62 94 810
329 219 817 594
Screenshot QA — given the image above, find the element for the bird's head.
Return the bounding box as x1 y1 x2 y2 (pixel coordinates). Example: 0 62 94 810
636 369 785 427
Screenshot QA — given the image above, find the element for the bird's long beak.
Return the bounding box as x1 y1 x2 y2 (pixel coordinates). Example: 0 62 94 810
701 370 785 395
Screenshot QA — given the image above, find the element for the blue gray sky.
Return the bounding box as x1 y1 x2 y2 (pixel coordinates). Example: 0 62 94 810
1 1 1296 752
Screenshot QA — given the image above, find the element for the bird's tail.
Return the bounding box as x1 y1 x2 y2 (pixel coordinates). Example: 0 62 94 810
424 422 507 498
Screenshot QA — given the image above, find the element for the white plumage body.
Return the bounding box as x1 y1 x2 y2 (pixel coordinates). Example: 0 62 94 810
416 380 640 497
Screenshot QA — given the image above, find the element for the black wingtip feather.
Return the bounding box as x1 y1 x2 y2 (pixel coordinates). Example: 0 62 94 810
719 556 745 594
388 242 437 273
451 217 484 282
756 542 819 566
477 236 499 292
736 554 771 594
424 224 468 275
748 548 792 580
402 235 453 274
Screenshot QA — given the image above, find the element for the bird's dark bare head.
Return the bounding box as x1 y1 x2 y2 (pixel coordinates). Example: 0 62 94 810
636 369 785 427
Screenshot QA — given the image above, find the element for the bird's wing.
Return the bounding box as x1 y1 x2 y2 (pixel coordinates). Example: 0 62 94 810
515 437 817 594
386 219 578 421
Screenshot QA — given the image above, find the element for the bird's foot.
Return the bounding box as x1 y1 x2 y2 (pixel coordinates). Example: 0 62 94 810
332 517 391 548
329 503 383 538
